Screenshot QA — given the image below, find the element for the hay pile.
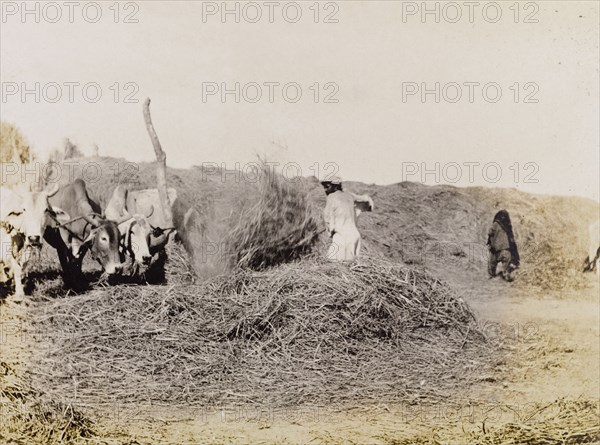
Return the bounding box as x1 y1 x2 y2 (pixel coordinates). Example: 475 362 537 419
331 181 599 291
0 387 94 445
224 166 320 269
28 256 490 407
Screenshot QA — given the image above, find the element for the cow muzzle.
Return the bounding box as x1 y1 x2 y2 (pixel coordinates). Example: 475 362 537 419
27 235 43 248
104 262 124 275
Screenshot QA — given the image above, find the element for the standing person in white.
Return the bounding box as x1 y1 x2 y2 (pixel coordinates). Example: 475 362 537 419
321 178 373 262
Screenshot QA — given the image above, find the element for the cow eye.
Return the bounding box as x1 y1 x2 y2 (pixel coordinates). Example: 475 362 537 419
101 236 108 242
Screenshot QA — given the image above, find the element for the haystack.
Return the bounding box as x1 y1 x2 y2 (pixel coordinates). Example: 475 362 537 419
330 181 599 291
28 256 490 408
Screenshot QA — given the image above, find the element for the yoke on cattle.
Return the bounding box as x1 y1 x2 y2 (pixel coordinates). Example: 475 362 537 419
47 212 104 242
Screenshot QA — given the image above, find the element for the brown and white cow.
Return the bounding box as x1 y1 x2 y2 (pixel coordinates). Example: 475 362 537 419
44 179 124 290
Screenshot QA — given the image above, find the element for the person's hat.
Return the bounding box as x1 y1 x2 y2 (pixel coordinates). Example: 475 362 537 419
321 176 342 185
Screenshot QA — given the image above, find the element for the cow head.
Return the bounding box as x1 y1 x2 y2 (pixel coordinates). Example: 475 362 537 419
118 208 155 265
106 187 155 266
5 184 60 248
79 215 124 275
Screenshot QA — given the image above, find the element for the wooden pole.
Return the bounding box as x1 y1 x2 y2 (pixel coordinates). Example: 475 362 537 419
143 98 173 227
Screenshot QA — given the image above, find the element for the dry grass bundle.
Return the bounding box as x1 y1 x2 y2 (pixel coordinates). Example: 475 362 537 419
470 399 600 445
28 256 490 408
224 165 321 269
0 363 95 444
163 241 197 284
517 240 590 291
382 400 600 445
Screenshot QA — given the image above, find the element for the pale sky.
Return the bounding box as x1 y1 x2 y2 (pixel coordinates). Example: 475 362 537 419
1 1 598 200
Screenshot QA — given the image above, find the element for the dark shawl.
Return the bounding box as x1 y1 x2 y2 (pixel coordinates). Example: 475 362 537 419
493 210 520 266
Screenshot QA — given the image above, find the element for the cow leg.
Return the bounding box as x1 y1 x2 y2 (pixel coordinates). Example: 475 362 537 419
583 255 591 273
56 247 73 287
0 260 11 299
44 229 71 284
66 264 87 291
145 250 167 284
20 248 36 295
10 256 24 301
55 245 85 291
0 260 9 284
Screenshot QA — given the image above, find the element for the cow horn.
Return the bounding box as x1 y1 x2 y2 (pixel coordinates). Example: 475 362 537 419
83 213 102 228
113 209 133 225
145 205 154 219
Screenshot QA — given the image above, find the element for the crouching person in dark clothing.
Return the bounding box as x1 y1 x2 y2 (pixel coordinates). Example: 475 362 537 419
487 210 520 281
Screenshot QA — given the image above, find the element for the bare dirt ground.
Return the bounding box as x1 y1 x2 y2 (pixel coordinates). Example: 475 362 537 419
3 273 597 444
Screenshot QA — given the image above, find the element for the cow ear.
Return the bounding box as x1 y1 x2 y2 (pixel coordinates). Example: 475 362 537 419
49 206 71 224
118 218 135 248
149 232 170 251
5 211 23 230
78 228 98 255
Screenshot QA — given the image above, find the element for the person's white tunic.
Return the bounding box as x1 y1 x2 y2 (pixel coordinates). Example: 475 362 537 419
323 191 372 262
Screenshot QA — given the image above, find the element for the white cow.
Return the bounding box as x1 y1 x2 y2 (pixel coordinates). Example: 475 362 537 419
584 219 600 275
321 181 373 262
0 184 60 299
105 185 156 265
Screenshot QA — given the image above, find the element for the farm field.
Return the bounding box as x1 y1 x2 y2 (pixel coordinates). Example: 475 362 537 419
1 157 599 444
2 2 598 443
